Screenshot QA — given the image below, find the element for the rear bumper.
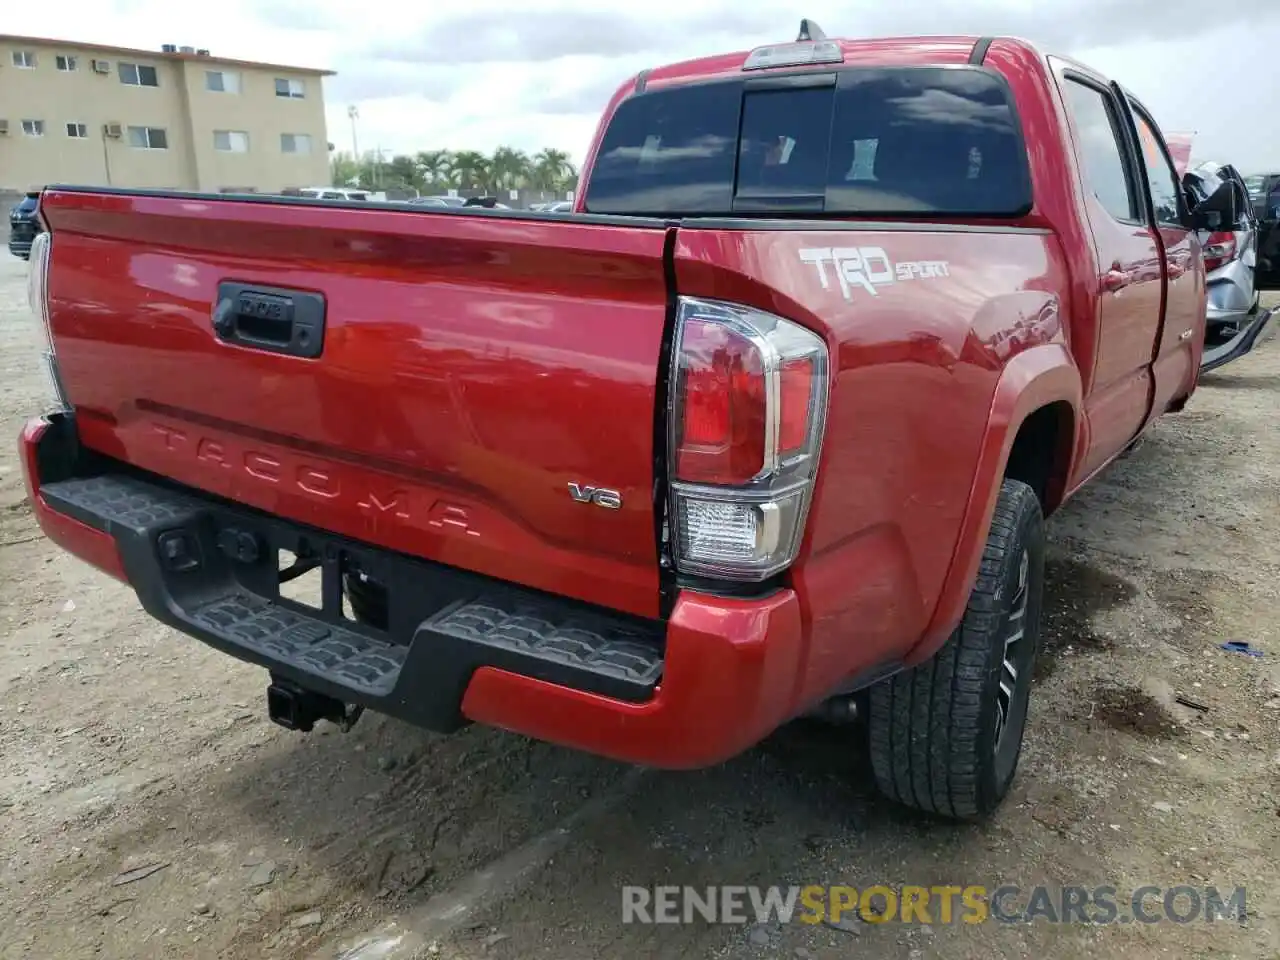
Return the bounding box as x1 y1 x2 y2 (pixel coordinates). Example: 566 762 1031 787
1205 272 1254 327
7 235 33 259
19 414 806 769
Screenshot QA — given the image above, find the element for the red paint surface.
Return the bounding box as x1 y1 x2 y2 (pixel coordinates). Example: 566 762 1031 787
27 34 1206 768
37 194 671 619
19 418 126 582
463 588 805 768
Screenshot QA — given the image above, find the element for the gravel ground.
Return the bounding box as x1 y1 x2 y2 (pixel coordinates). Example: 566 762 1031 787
1 252 1278 960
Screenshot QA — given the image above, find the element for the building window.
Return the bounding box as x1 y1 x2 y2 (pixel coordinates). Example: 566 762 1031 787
21 120 45 137
66 122 89 138
127 126 168 149
56 55 78 71
274 77 305 99
206 70 241 93
281 133 312 154
213 130 249 153
12 51 36 68
119 62 159 86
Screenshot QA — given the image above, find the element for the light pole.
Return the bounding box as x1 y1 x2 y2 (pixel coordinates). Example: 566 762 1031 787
347 105 359 161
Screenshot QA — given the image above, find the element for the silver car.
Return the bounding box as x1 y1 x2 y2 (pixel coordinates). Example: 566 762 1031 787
1188 162 1258 343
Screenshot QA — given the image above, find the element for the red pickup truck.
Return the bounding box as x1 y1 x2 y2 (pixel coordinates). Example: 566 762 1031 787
18 26 1257 820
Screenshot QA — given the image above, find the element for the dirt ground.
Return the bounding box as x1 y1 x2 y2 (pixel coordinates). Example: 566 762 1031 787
1 252 1278 960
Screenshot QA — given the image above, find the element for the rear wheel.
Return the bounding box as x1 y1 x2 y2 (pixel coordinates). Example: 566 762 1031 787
868 479 1044 820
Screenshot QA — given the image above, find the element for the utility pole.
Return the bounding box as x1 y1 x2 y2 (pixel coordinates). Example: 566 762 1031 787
347 105 359 161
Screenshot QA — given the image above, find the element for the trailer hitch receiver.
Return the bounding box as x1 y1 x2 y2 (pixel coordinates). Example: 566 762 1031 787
266 677 364 732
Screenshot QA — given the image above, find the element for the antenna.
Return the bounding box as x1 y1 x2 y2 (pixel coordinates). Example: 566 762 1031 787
797 19 827 42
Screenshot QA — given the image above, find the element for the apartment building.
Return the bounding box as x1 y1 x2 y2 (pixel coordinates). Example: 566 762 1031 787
0 35 334 192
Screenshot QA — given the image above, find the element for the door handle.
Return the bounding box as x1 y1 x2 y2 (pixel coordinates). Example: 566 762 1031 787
1102 268 1131 292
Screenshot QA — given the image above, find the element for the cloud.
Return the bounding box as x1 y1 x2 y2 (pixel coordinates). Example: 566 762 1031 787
249 0 348 32
361 7 785 66
327 63 462 103
8 0 1280 171
517 60 637 115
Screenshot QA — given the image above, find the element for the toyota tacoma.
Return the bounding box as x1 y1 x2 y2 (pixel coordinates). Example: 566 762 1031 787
19 24 1266 819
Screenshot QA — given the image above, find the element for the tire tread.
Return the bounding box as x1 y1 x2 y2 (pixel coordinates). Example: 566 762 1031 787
868 480 1041 819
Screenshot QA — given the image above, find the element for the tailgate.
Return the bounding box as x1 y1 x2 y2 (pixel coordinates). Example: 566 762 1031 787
39 190 672 618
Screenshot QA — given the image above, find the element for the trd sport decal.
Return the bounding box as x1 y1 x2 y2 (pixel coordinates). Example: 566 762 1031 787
799 247 951 298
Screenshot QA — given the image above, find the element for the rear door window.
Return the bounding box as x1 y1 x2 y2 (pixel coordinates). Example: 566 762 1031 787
584 66 1031 218
1060 78 1140 223
1128 102 1185 229
824 68 1030 216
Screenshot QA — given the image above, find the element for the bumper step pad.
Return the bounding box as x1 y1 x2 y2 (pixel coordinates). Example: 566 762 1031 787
192 593 407 695
40 472 664 728
429 601 664 689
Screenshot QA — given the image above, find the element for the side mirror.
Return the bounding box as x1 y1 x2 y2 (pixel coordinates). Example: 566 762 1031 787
1186 177 1237 232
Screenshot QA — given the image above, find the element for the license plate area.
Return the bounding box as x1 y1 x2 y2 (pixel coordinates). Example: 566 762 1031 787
210 516 422 643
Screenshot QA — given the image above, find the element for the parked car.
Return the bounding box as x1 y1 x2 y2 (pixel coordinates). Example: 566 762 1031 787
18 25 1269 821
1244 173 1280 220
543 201 575 213
295 187 371 201
1185 162 1259 344
1248 173 1280 290
462 196 511 209
409 195 467 207
7 191 41 260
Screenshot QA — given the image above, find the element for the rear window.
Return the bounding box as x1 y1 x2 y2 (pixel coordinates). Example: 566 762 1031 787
584 67 1031 218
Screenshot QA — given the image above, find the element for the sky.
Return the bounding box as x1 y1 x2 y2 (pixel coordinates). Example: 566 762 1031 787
8 0 1280 171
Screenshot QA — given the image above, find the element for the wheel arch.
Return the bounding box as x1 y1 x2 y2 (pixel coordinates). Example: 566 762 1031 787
907 343 1082 665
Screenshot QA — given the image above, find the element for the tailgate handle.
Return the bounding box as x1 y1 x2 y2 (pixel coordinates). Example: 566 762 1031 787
213 282 326 359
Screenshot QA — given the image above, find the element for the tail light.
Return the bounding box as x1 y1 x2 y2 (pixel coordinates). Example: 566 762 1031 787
668 297 828 580
25 230 70 414
1203 231 1237 272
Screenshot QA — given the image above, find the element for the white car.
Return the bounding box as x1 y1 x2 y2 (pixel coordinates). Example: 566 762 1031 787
1187 162 1259 344
297 187 371 202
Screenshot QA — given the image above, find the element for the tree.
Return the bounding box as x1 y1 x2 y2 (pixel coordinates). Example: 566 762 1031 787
330 145 579 196
490 146 532 191
384 154 422 191
416 150 454 189
449 150 491 191
533 148 576 191
329 151 360 187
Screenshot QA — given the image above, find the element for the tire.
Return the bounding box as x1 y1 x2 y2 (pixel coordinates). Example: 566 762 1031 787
868 479 1045 820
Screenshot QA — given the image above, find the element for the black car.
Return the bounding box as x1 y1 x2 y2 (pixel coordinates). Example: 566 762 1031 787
1247 173 1280 289
8 191 41 260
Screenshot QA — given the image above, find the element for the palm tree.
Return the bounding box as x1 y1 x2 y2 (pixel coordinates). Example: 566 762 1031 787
490 146 532 192
533 148 575 191
449 151 490 192
415 150 453 189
